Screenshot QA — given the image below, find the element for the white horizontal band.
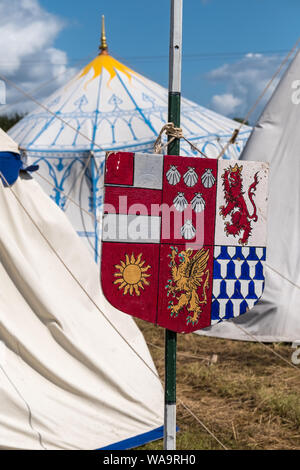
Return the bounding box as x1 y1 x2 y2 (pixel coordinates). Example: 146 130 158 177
103 214 161 243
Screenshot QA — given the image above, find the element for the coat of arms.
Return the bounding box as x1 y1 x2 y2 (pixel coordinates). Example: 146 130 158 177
101 152 268 334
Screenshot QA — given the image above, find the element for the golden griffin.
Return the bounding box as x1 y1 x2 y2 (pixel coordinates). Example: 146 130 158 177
165 247 210 325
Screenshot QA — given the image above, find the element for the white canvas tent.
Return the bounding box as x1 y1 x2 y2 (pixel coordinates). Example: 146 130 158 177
0 129 164 450
0 127 19 153
198 48 300 343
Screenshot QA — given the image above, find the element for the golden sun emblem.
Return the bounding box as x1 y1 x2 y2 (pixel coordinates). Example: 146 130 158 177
114 253 151 296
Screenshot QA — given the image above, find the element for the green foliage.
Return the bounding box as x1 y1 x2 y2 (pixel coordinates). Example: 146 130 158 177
233 117 249 126
0 113 24 132
258 388 300 428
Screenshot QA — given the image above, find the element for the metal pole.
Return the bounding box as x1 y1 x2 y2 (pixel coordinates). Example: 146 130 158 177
164 0 183 451
90 153 99 264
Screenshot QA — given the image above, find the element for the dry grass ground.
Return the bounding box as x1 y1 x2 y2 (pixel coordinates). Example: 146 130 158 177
135 319 300 450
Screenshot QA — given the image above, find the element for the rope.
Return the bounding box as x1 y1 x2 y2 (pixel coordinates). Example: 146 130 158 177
232 323 300 373
178 399 228 450
217 37 300 159
266 263 300 291
147 342 208 362
153 122 209 158
147 324 300 375
35 170 103 224
63 152 93 212
217 128 240 160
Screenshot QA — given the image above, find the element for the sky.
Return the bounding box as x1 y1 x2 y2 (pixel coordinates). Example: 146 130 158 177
0 0 300 123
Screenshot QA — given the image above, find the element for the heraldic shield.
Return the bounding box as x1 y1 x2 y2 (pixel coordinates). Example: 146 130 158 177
101 152 268 334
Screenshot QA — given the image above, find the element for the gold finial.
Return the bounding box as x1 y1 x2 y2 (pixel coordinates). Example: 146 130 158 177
99 15 108 55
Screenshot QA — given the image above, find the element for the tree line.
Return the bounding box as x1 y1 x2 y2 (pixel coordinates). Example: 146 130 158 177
0 114 24 132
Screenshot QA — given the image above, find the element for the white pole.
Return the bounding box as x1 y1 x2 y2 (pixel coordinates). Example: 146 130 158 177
164 0 183 451
169 0 183 94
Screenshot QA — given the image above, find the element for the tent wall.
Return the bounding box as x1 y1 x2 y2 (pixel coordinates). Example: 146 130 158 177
197 50 300 343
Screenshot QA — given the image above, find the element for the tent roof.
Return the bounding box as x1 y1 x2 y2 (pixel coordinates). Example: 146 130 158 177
9 51 251 159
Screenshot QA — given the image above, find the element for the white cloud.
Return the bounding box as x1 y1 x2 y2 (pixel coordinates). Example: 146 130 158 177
207 53 285 123
211 93 242 115
0 0 77 115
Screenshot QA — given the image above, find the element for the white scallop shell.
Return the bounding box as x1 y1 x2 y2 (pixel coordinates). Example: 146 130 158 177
181 220 196 240
166 165 181 185
173 192 188 212
191 193 206 213
201 169 216 189
183 167 198 187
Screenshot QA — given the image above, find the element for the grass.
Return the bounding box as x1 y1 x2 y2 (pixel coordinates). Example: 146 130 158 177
135 319 300 450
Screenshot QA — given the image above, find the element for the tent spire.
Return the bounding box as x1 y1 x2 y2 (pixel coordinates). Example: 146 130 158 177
99 15 108 55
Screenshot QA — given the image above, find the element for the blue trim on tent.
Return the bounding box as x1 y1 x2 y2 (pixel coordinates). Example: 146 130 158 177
115 70 158 138
98 426 164 450
27 74 86 148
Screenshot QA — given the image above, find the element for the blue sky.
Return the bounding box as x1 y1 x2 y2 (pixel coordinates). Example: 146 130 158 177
1 0 300 121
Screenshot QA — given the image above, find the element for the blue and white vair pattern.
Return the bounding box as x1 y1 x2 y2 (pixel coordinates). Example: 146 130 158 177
211 246 266 324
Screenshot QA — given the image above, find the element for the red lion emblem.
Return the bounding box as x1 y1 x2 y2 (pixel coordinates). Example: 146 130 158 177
219 163 259 245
